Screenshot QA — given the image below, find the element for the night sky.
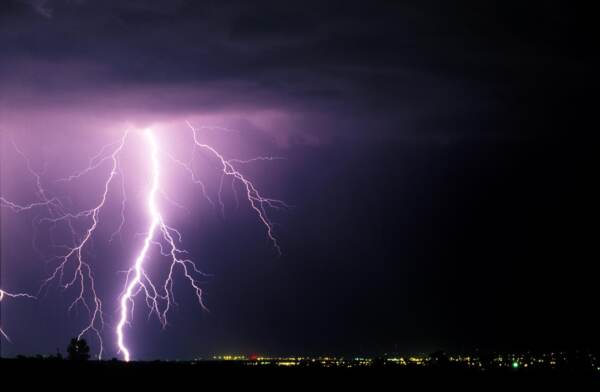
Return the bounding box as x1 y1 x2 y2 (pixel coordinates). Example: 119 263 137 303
0 1 597 360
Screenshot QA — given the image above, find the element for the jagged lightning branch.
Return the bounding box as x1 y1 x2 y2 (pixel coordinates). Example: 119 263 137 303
185 121 287 255
0 290 36 342
37 130 130 359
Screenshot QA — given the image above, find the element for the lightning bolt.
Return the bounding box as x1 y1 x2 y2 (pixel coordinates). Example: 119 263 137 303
116 129 162 362
1 123 285 360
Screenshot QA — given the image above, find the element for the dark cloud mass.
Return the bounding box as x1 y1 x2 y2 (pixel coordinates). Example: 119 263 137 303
0 0 598 359
2 0 594 140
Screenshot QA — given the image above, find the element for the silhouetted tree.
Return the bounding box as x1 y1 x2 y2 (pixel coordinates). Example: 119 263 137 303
67 338 90 361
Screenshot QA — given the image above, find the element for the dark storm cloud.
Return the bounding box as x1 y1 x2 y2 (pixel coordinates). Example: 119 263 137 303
2 0 594 140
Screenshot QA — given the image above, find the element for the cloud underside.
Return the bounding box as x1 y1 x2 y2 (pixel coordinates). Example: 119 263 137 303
1 1 593 141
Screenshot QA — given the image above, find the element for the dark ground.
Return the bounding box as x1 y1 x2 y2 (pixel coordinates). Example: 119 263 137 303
1 358 598 388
